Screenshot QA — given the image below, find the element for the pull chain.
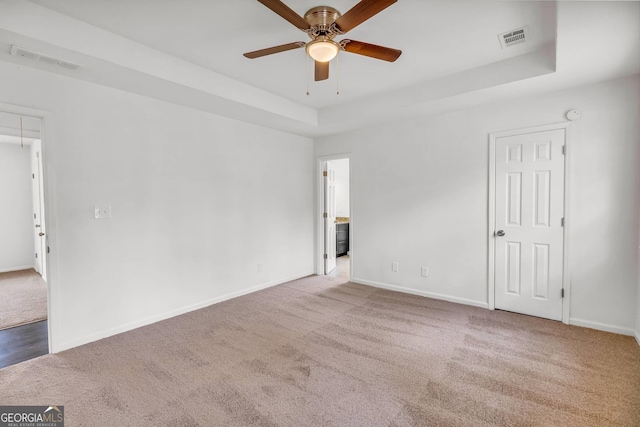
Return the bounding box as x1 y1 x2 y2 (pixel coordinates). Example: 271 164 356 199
336 53 340 95
306 53 310 96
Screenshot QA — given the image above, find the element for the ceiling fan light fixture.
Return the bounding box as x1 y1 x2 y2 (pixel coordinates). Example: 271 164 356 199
306 39 339 62
245 0 403 83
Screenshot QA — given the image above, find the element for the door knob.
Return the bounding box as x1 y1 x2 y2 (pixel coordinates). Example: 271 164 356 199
39 232 45 237
496 230 505 237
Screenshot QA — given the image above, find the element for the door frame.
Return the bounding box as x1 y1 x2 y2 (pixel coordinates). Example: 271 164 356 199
316 153 352 279
488 122 572 324
0 102 59 352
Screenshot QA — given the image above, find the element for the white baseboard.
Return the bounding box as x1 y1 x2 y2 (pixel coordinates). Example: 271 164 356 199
635 330 640 347
351 277 489 309
0 265 35 273
569 317 635 337
55 270 314 353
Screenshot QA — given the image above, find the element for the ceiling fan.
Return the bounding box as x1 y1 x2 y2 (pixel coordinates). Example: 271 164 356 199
243 0 402 82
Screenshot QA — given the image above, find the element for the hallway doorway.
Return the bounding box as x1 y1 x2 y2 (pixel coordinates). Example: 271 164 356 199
0 110 49 366
317 155 351 280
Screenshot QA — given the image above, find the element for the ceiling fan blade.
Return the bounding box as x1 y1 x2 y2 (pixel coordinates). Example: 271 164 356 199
333 0 397 33
243 42 305 59
315 61 329 81
257 0 311 31
341 40 401 62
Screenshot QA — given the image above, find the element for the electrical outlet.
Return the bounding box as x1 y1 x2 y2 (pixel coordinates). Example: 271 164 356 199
421 266 429 277
258 263 263 272
94 205 111 219
392 262 399 272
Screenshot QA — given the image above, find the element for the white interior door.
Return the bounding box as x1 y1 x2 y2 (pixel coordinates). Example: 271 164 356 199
31 149 46 280
494 128 565 320
324 162 337 274
31 154 42 274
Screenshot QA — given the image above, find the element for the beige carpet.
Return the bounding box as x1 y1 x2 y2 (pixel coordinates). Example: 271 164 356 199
0 269 47 330
1 275 639 426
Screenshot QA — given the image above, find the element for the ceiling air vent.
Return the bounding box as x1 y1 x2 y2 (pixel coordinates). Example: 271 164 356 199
10 45 81 70
498 26 529 49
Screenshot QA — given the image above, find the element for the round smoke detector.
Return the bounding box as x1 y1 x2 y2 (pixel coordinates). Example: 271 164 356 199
566 110 581 121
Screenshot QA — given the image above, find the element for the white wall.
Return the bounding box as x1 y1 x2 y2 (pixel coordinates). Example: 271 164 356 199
0 60 314 351
0 142 34 272
316 75 640 335
331 158 350 217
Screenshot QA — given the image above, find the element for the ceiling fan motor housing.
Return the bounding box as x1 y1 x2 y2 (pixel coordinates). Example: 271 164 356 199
304 6 341 39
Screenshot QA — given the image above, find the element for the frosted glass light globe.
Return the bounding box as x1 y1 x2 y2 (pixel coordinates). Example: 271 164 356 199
306 40 339 62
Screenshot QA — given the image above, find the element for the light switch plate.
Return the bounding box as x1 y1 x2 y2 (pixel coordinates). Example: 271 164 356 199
94 205 111 219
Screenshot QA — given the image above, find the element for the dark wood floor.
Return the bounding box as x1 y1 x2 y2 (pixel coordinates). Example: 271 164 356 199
0 321 49 369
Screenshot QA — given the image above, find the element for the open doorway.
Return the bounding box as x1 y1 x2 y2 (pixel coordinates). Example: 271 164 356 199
318 155 351 280
0 111 49 368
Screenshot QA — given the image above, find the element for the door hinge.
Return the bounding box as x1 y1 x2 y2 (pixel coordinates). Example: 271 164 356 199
561 217 565 227
322 171 328 177
323 254 328 260
562 146 566 155
561 289 565 298
47 246 50 254
32 173 35 179
323 212 328 218
35 253 38 259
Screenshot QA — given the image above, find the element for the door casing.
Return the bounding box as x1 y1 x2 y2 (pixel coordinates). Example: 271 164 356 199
316 154 352 279
488 122 572 324
0 102 57 351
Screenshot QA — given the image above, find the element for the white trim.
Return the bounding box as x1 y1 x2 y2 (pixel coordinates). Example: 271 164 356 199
488 121 572 323
315 153 352 281
0 265 36 273
635 330 640 347
57 270 314 352
352 277 489 309
0 102 58 352
569 317 635 337
488 136 496 310
561 124 573 324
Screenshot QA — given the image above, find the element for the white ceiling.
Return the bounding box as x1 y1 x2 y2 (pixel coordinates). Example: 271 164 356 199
24 0 556 108
0 1 638 137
